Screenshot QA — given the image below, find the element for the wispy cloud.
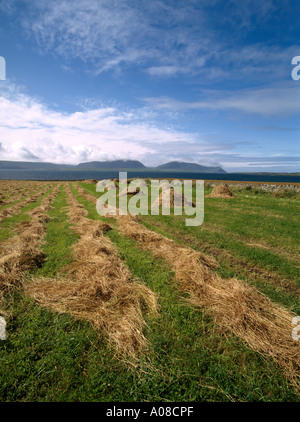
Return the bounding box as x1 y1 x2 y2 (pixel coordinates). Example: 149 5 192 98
190 152 300 172
247 126 298 132
144 84 300 116
6 0 294 84
21 0 164 73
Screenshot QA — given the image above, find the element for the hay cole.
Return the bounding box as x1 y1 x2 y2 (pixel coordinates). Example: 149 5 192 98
118 187 144 197
82 179 98 184
206 184 236 198
152 187 195 209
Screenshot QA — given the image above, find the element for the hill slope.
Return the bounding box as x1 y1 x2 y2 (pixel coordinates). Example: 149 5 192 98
0 159 226 173
156 161 227 173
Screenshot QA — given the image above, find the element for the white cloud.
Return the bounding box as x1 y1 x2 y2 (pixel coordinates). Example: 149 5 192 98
0 82 298 172
0 82 212 165
1 80 298 170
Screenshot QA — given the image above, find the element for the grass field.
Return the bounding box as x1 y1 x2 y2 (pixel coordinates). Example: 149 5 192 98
0 179 299 402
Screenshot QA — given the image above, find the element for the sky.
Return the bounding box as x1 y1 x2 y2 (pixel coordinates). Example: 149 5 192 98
0 0 299 172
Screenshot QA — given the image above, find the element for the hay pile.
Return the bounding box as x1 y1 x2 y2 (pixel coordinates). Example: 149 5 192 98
118 187 143 197
152 187 195 209
25 186 158 356
116 215 300 388
206 184 236 198
82 179 98 184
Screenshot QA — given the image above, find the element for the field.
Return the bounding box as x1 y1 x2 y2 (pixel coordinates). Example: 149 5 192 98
0 179 299 402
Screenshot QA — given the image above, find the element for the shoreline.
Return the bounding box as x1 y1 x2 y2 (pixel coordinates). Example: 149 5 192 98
1 178 300 192
155 178 300 191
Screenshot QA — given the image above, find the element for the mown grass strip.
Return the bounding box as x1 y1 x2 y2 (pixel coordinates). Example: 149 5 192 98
139 216 300 312
77 182 300 313
32 184 79 277
0 292 139 401
71 183 300 402
78 181 300 256
0 184 51 211
0 186 36 203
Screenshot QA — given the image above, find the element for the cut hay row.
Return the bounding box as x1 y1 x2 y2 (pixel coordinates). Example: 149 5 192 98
0 180 43 194
0 184 28 203
0 183 47 207
71 182 300 386
115 214 300 388
76 184 101 204
0 184 62 311
0 181 50 201
75 183 119 217
24 184 158 356
0 180 36 194
0 184 55 223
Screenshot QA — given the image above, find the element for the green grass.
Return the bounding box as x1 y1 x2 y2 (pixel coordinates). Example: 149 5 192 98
79 182 300 311
33 185 79 277
104 229 299 402
0 181 299 402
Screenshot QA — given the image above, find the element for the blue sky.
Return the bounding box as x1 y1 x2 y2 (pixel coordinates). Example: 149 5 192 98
0 0 299 172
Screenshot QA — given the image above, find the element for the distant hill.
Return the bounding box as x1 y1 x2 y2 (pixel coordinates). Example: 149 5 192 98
0 159 226 173
0 161 73 170
76 160 146 169
156 161 227 173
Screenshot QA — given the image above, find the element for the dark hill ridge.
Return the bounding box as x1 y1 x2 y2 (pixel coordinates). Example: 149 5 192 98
0 159 227 173
0 161 73 170
156 161 227 173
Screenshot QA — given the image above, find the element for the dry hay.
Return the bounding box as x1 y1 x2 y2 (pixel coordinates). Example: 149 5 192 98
0 187 52 223
97 182 116 191
27 275 157 356
118 186 143 197
25 186 158 356
152 187 195 209
76 185 98 204
206 184 237 198
0 185 43 207
82 179 98 184
116 215 300 388
0 185 61 311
